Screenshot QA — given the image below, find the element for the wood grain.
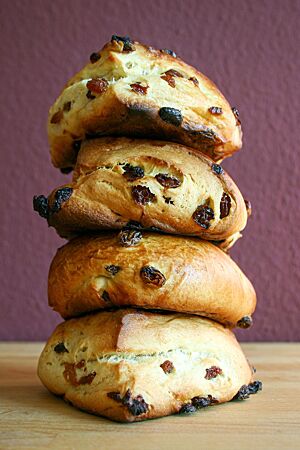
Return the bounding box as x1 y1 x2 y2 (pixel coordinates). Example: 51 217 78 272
0 343 299 450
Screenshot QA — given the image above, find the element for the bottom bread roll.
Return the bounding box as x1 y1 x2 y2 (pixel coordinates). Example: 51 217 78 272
38 309 260 422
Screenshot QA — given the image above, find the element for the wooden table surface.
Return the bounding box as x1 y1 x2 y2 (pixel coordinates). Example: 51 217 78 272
0 343 299 450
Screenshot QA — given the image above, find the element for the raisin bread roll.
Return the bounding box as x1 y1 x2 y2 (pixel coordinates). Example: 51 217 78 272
38 309 258 423
48 232 256 327
48 36 242 170
33 138 248 239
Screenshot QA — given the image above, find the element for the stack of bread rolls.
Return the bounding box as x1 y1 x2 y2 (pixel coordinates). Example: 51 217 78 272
34 35 261 422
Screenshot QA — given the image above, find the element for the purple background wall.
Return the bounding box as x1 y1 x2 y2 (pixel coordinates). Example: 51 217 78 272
1 0 299 341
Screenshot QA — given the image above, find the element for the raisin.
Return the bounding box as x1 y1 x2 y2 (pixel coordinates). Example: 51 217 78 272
63 101 72 112
109 389 148 416
220 193 231 219
208 106 223 115
192 205 214 229
60 167 73 174
161 73 175 88
160 360 174 374
89 52 100 63
160 48 177 58
155 173 181 188
111 35 134 52
163 196 174 205
232 106 241 125
179 403 197 414
73 140 81 153
50 110 63 124
244 199 252 217
191 395 218 409
105 265 120 276
205 366 223 380
107 392 122 402
159 107 183 126
248 381 262 394
130 83 149 95
140 266 166 287
123 163 144 181
54 342 69 354
118 229 142 247
102 291 110 302
51 187 73 214
189 77 199 86
78 371 96 385
87 78 108 95
232 385 250 400
132 185 156 205
212 163 224 175
237 316 253 329
125 221 143 229
33 195 49 219
161 69 183 87
86 90 96 100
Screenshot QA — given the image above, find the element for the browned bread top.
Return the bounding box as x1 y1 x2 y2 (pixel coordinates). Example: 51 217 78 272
48 36 242 170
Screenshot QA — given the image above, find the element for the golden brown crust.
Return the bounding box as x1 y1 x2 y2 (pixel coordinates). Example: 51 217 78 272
41 138 247 239
48 38 242 169
48 232 256 325
38 309 253 422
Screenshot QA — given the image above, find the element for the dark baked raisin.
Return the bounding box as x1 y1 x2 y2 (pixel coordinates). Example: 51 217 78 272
111 389 148 416
160 48 177 58
232 385 250 400
244 199 252 217
237 316 253 329
105 265 120 276
73 140 81 153
54 342 69 354
78 371 96 385
130 83 149 95
87 78 108 95
118 229 142 247
192 205 214 229
63 101 72 112
60 167 73 174
33 195 49 219
50 110 63 124
205 366 223 379
51 187 73 214
160 360 174 373
86 90 96 100
132 185 156 205
155 173 181 188
209 106 223 115
220 192 231 219
212 163 224 175
123 163 144 181
101 290 110 302
90 52 100 63
163 196 174 205
189 77 199 86
248 381 262 394
125 221 143 229
192 395 218 409
107 392 122 402
140 266 166 287
232 106 241 125
159 107 183 126
111 35 134 52
179 403 197 414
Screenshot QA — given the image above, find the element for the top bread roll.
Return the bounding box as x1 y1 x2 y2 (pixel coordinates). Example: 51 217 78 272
33 138 248 240
48 35 242 170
